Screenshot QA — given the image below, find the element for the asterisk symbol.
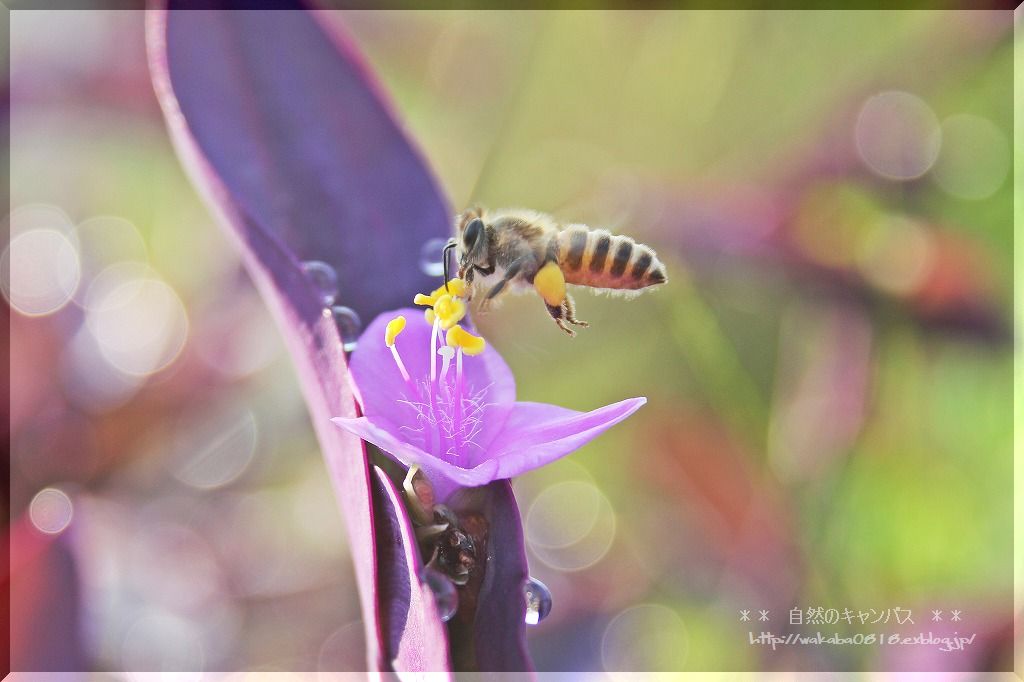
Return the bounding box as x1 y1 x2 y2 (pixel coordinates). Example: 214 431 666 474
950 610 962 622
739 610 751 622
759 610 770 622
931 610 942 622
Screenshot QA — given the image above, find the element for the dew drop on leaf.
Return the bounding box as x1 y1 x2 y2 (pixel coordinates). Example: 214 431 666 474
419 566 458 622
419 238 450 277
301 260 339 307
524 576 552 625
330 305 362 353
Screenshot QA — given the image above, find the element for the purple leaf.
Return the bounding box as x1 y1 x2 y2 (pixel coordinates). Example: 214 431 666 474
147 6 452 672
447 481 532 672
372 467 453 673
153 5 448 321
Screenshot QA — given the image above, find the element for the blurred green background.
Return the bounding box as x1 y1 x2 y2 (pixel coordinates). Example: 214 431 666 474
7 9 1016 674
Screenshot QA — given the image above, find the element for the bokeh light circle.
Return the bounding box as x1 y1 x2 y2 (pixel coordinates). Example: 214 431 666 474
601 604 689 674
1 228 81 316
29 487 74 534
855 91 941 181
527 480 601 549
526 479 616 572
170 409 258 490
932 114 1009 200
85 263 189 376
6 203 75 237
59 326 146 413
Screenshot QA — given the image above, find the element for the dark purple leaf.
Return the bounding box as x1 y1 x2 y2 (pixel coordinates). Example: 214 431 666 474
373 467 453 673
147 6 453 672
155 5 448 322
448 481 532 673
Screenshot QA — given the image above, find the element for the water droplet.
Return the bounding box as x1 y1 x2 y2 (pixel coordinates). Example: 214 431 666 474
419 238 451 277
301 260 339 307
524 577 552 625
29 487 74 534
331 305 362 353
420 566 458 622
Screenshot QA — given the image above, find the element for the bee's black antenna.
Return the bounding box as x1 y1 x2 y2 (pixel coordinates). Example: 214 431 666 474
442 239 457 292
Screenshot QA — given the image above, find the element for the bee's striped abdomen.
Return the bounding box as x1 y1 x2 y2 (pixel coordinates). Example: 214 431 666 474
557 226 666 291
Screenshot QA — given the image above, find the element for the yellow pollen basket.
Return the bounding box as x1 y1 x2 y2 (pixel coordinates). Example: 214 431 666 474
446 324 486 355
433 294 466 330
534 261 566 307
384 315 406 347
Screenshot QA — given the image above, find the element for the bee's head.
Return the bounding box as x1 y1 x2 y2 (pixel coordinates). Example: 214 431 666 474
455 209 489 272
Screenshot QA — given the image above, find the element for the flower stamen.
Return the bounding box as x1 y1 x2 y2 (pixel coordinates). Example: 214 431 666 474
445 324 486 356
454 346 464 442
384 315 413 384
433 294 466 330
428 315 441 455
430 316 440 383
437 345 455 382
413 278 467 308
394 281 489 461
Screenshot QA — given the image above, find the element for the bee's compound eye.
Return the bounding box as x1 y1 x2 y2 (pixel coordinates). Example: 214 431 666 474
463 218 483 249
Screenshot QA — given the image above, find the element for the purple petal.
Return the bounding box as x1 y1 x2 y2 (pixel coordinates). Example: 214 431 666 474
447 482 532 672
155 6 449 324
333 415 500 501
371 467 452 675
488 398 647 479
350 308 516 438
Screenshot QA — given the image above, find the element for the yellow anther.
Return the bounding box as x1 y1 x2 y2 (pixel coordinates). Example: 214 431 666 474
385 315 406 347
428 279 467 300
443 278 467 298
415 278 467 307
534 261 566 307
424 308 436 324
446 324 486 355
433 294 466 330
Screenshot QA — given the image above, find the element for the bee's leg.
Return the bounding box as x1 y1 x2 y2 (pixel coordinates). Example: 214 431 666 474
533 261 577 336
563 293 589 328
546 303 576 337
484 257 530 301
462 266 475 301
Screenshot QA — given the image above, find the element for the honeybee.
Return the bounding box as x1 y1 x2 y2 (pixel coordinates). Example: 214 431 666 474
443 207 667 336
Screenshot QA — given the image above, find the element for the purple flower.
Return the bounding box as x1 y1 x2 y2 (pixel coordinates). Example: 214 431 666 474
333 305 646 501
